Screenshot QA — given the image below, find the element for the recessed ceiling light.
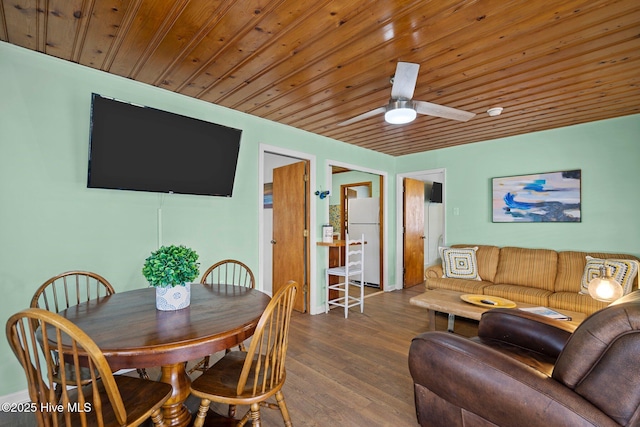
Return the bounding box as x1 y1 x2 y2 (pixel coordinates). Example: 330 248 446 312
487 107 504 117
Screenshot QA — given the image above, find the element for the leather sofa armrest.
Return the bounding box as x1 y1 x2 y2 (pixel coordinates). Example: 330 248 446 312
408 332 616 427
477 308 575 359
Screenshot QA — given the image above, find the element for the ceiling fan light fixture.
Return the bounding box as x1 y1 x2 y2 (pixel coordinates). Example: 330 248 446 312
385 100 416 124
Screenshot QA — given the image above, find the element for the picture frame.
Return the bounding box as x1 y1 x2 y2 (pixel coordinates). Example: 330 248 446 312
263 182 273 209
492 169 581 223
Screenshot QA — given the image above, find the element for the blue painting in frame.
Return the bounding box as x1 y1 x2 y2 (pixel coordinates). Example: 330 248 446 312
492 170 581 222
263 182 273 209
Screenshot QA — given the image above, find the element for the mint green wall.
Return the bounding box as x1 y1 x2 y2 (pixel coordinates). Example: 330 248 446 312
396 115 640 255
2 40 638 397
0 42 394 396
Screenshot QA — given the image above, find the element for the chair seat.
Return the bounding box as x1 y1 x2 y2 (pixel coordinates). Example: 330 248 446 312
7 308 171 427
58 376 172 426
191 351 282 405
190 281 298 427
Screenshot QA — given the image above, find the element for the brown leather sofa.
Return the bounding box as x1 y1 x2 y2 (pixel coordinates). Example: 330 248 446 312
408 291 640 427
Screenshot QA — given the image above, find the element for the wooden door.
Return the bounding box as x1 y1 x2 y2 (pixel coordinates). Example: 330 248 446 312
403 178 425 287
272 161 308 312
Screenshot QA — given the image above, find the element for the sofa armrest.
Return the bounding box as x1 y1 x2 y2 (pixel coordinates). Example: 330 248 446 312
477 308 575 359
409 332 616 427
424 263 442 280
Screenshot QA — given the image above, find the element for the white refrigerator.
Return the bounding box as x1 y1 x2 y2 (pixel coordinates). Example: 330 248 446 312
347 197 380 287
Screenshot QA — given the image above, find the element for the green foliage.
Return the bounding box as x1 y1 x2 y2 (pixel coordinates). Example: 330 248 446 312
142 245 200 287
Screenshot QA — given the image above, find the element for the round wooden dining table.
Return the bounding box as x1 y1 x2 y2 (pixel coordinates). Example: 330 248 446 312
56 283 270 427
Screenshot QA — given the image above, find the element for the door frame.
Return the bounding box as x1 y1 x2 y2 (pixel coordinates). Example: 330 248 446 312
395 168 446 290
259 144 317 310
325 159 388 291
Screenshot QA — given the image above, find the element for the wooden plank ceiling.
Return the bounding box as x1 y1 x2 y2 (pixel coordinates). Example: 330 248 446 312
1 0 638 156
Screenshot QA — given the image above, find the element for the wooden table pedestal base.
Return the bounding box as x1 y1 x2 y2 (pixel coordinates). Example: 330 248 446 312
160 363 193 427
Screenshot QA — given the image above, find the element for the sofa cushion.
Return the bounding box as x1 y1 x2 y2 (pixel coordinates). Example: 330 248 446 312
493 247 558 291
548 292 609 316
556 251 640 293
555 251 594 293
439 246 481 280
452 244 500 283
579 256 639 296
482 284 552 306
425 276 490 294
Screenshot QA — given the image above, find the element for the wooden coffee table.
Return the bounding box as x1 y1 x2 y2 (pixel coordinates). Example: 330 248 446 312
409 288 585 332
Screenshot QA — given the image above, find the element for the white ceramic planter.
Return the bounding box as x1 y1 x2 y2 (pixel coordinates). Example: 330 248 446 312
155 283 191 311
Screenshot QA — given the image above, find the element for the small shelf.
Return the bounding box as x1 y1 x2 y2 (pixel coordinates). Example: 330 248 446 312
317 240 347 247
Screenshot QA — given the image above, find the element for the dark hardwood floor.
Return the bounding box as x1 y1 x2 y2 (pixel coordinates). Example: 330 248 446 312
0 285 478 426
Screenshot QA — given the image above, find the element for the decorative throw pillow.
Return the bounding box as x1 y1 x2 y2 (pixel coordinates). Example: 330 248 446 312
579 256 639 296
439 246 481 281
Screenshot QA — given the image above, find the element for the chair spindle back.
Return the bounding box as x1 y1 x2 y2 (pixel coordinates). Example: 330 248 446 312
200 259 255 288
6 308 126 426
238 280 298 396
31 271 115 313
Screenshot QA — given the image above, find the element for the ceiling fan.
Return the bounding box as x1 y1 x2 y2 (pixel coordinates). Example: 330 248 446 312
338 62 475 126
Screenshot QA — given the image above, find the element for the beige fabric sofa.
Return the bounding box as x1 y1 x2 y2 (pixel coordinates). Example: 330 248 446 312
424 245 640 315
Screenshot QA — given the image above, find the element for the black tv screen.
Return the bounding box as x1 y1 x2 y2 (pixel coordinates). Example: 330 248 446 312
430 182 442 203
88 93 242 197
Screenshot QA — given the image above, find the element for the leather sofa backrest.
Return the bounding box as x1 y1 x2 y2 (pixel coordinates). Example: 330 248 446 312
555 251 640 293
553 292 640 426
493 247 558 290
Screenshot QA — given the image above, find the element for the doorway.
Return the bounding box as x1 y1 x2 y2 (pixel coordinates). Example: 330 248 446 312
395 169 446 289
259 145 316 313
339 181 372 241
326 161 387 291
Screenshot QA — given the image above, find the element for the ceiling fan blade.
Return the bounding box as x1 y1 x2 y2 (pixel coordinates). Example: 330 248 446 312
414 101 475 122
337 106 386 126
390 62 420 100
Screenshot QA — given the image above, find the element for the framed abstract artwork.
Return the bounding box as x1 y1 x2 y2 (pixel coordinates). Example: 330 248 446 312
492 170 581 223
263 182 273 209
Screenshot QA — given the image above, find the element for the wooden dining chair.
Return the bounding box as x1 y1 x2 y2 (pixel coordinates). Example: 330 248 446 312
30 270 116 313
188 260 256 375
31 271 148 392
6 307 173 427
190 280 299 427
200 259 256 289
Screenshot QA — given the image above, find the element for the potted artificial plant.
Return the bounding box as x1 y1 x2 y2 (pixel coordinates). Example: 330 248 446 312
142 245 200 311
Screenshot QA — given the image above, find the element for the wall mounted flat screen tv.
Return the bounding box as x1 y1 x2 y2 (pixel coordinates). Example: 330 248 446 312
88 93 242 197
430 182 443 203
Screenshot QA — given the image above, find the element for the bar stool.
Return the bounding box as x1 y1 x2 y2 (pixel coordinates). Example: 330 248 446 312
325 233 365 318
